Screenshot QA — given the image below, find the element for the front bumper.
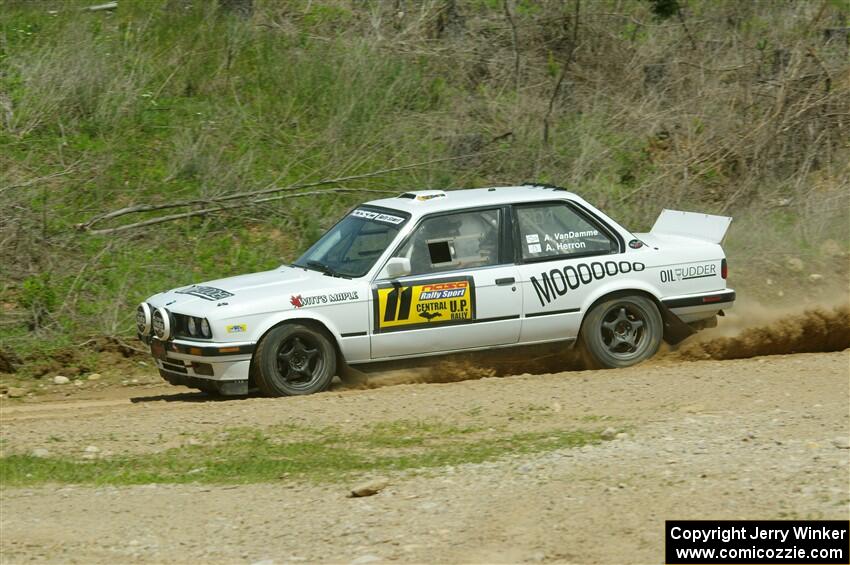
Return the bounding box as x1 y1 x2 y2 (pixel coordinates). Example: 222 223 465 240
158 370 250 396
139 335 255 393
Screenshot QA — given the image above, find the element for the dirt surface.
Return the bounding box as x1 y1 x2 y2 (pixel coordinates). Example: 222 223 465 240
2 349 849 564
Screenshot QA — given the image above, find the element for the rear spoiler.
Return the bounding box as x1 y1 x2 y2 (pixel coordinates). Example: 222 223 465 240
650 210 732 244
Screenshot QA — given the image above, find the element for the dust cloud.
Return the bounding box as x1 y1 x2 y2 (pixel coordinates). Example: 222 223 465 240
347 300 850 390
673 303 849 361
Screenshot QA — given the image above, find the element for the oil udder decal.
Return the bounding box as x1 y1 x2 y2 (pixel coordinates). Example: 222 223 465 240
659 263 717 283
373 277 476 333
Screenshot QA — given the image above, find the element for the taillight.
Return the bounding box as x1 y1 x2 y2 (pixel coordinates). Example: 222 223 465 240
721 258 728 279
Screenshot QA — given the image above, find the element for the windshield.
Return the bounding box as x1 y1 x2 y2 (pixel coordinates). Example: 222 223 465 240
292 207 409 278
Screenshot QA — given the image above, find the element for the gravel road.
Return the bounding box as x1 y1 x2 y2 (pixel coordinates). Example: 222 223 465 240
1 351 848 564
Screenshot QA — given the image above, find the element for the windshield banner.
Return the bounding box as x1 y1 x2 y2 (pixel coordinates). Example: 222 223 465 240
351 209 405 225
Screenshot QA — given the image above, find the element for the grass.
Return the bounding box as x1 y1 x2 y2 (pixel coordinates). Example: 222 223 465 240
0 420 611 487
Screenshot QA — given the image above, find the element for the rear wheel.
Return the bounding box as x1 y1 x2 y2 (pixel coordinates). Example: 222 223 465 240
579 294 662 369
254 323 336 396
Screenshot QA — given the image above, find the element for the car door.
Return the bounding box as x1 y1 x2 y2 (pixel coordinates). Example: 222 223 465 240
370 206 522 359
513 200 622 343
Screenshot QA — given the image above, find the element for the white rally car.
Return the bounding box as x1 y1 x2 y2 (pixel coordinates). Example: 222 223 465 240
137 185 735 396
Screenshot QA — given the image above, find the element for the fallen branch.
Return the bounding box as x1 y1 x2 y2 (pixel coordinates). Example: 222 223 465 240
0 161 80 195
83 2 118 12
675 60 752 73
85 188 398 235
107 336 148 355
76 150 500 231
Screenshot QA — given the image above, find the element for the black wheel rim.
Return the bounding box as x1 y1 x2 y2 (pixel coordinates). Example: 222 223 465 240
275 333 324 390
600 303 649 359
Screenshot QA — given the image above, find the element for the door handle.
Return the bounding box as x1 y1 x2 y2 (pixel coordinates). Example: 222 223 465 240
495 277 515 286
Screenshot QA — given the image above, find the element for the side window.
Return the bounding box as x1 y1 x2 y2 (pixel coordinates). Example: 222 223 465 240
398 209 501 276
515 203 616 260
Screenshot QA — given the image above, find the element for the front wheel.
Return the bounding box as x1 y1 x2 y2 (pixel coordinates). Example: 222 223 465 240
254 324 337 396
579 294 663 369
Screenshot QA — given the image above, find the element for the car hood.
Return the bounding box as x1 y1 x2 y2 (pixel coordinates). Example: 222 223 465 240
146 266 365 319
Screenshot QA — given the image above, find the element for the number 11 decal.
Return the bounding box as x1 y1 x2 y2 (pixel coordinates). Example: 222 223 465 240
383 286 413 322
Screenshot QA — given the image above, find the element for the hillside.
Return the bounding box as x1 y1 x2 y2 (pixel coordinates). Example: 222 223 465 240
1 0 848 374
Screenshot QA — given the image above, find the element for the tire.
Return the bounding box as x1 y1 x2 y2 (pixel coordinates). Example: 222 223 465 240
253 323 337 396
579 294 663 369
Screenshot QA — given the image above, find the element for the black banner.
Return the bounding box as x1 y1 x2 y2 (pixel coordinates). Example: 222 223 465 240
666 520 849 564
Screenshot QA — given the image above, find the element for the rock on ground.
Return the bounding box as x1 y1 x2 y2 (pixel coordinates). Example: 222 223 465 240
349 479 389 498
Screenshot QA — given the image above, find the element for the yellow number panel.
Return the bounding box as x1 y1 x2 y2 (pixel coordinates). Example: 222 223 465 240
372 276 476 333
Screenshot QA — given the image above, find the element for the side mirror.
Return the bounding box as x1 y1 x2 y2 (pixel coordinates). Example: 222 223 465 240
385 257 411 278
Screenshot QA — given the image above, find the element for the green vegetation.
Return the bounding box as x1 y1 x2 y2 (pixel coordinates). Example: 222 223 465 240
0 420 609 486
1 0 847 373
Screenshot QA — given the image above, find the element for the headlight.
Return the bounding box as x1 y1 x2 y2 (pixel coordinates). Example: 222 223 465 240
200 318 211 338
136 303 152 336
152 307 172 340
187 316 198 336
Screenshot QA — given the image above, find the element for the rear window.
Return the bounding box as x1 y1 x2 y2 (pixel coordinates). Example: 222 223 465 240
515 203 616 260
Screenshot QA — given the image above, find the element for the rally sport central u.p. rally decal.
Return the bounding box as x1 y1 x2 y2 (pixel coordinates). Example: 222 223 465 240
372 276 476 333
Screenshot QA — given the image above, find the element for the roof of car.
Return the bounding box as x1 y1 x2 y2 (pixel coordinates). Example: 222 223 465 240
365 185 579 217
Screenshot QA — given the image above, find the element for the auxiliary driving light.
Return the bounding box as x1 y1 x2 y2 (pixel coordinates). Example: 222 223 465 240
152 307 172 340
136 303 152 336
